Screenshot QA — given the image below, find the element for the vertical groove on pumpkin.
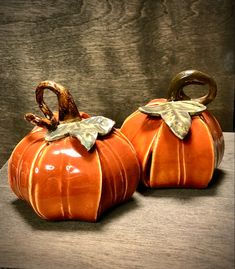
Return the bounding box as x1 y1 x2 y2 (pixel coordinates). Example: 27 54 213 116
177 140 186 186
101 139 125 203
9 137 29 199
176 140 181 186
113 130 138 157
15 138 33 199
60 138 70 219
121 111 162 186
181 142 187 186
35 141 62 219
17 156 25 199
141 125 161 187
183 118 215 187
197 118 216 184
96 141 115 216
116 130 141 193
199 114 217 169
28 142 48 219
94 148 103 221
151 123 184 187
199 111 224 167
149 123 164 187
107 134 129 201
32 142 52 219
64 137 73 219
16 136 44 200
8 157 17 197
217 135 225 167
34 184 45 218
104 141 117 204
143 150 153 187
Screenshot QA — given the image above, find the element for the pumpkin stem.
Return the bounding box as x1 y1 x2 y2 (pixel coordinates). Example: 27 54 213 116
25 81 81 130
24 113 58 131
167 70 217 105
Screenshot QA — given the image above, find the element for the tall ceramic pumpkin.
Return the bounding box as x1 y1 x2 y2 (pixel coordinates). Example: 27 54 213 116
8 81 140 221
121 70 224 188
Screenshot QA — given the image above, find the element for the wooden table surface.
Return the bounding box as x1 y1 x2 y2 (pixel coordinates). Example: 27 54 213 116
0 133 234 269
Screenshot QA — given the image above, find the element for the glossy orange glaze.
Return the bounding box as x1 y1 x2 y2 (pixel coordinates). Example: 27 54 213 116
121 99 224 188
8 113 140 222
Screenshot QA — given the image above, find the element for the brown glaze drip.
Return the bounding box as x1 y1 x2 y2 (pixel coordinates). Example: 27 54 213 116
25 81 81 131
167 70 217 105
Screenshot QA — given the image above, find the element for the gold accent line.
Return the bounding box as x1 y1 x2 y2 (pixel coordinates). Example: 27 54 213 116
28 142 47 219
66 138 72 218
182 143 186 186
177 141 181 186
34 184 43 218
94 148 103 221
60 139 66 218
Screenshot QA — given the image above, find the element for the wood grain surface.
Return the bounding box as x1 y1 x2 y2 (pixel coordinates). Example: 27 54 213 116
0 0 234 167
0 132 234 269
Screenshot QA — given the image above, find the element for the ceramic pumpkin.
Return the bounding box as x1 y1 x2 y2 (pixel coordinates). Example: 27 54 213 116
121 70 224 188
8 81 140 222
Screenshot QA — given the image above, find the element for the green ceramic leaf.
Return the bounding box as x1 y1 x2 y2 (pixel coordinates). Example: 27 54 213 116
139 100 206 139
45 116 115 150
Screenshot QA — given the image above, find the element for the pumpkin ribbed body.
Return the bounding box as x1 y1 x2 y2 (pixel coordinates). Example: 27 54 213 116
8 117 140 221
121 99 224 188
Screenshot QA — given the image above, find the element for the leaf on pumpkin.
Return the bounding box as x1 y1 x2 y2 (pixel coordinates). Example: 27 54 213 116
45 116 115 150
139 100 206 139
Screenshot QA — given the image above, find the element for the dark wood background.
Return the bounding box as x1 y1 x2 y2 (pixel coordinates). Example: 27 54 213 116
0 0 234 168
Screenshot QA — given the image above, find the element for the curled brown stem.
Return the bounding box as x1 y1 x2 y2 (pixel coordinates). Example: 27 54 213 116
167 70 217 105
25 81 81 130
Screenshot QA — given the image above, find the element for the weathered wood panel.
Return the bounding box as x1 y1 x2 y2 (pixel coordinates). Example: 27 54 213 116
0 0 234 167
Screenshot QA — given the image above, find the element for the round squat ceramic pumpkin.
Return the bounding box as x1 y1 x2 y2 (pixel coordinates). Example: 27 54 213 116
121 70 224 188
8 81 140 221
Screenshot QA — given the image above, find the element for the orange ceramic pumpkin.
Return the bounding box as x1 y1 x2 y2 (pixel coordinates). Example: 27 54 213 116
8 81 140 221
121 70 224 188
